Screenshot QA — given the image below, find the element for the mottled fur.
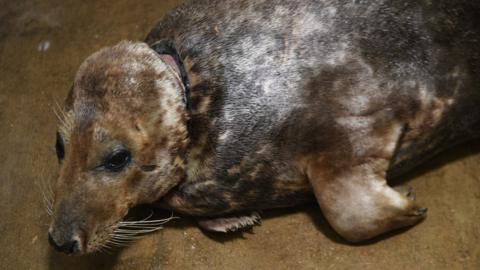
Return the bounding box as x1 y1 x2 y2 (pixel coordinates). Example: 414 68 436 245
49 42 189 253
49 0 480 254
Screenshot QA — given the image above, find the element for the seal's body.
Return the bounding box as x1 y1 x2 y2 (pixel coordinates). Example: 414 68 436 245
48 0 480 254
147 0 480 218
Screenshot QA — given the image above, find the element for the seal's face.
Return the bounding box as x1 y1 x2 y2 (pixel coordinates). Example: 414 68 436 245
48 42 188 255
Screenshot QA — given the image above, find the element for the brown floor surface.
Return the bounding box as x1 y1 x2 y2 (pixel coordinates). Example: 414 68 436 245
0 0 479 269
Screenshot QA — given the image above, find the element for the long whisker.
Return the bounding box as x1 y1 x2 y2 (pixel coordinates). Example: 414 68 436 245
116 225 164 230
99 211 179 251
118 215 178 225
116 223 170 230
43 198 53 216
45 176 54 200
38 170 55 199
54 101 71 126
107 240 131 246
40 180 53 201
111 235 145 241
109 237 135 243
53 100 74 138
102 244 114 251
97 246 110 254
120 211 154 223
36 172 54 217
52 107 69 134
114 227 164 234
118 219 175 225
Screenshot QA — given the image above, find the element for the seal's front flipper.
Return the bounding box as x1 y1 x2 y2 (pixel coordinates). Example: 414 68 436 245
197 211 261 233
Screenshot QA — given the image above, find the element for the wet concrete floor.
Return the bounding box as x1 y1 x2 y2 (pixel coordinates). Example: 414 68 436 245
0 0 479 269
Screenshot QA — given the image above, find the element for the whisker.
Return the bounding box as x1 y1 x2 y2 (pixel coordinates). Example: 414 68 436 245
117 224 168 230
38 175 54 198
53 100 74 137
54 101 68 121
37 176 54 217
52 105 63 123
53 109 69 134
109 238 133 243
104 239 121 245
111 234 146 240
108 240 132 246
101 211 179 251
120 211 154 223
110 238 141 243
105 243 125 248
45 205 53 216
41 190 50 205
102 246 114 253
118 216 178 225
107 239 130 245
41 188 53 205
123 227 164 232
45 178 54 200
114 227 164 234
99 245 112 254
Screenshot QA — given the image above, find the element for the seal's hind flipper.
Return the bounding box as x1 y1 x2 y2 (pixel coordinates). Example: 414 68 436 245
197 211 261 233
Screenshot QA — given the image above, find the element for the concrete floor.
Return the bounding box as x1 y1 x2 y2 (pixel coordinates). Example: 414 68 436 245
0 0 479 269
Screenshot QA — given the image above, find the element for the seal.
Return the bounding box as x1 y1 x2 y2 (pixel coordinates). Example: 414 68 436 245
47 0 480 254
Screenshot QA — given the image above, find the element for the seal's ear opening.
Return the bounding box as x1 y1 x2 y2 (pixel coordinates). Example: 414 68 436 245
150 39 191 133
150 39 190 92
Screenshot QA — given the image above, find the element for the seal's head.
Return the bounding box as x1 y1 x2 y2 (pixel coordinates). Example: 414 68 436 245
48 41 188 255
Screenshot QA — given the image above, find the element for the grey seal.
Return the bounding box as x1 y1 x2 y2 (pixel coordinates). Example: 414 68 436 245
47 0 480 254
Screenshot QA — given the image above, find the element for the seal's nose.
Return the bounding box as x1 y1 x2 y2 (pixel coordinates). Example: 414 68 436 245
48 232 80 255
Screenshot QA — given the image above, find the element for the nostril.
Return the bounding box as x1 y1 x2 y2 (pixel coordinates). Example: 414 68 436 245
68 239 80 254
62 240 78 254
48 232 80 255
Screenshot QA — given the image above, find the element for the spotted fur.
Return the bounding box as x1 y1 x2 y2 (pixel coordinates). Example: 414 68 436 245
49 0 480 253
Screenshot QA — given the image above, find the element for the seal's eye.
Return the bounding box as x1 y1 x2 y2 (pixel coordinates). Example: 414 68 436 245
55 132 65 161
104 150 131 172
